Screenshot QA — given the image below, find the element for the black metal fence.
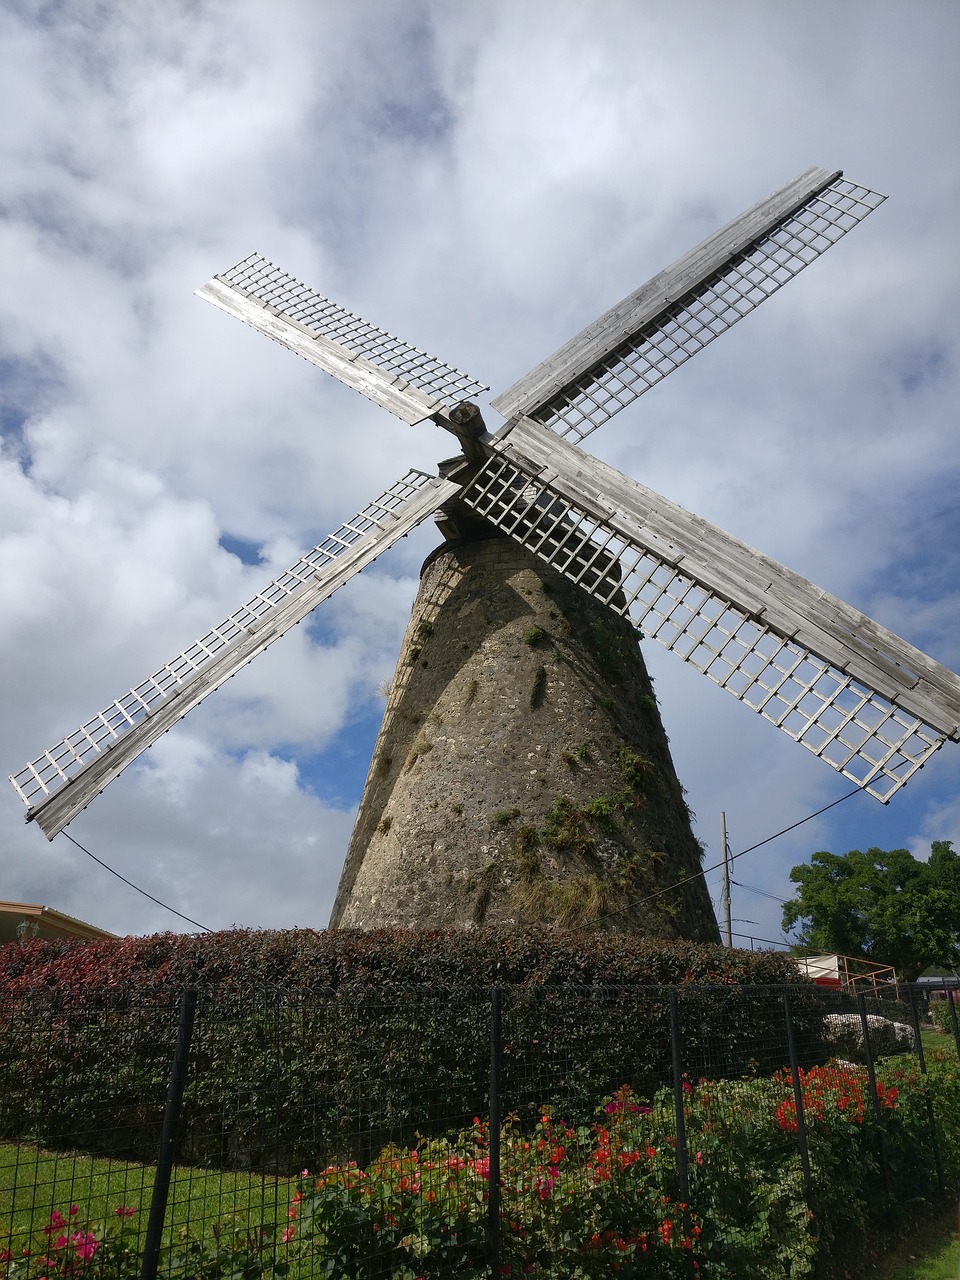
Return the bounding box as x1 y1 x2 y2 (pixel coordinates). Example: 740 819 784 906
0 981 956 1279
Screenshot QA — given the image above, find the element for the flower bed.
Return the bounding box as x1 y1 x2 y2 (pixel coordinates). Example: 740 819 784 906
6 1052 958 1279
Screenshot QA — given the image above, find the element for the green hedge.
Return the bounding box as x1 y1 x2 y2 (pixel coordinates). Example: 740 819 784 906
0 926 809 994
0 929 830 1172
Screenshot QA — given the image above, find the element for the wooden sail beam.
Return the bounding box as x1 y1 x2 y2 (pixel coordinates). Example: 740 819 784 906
198 254 487 426
492 169 885 441
11 472 457 839
461 419 960 801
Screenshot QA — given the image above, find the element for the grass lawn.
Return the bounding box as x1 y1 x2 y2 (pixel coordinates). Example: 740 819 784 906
858 1203 959 1279
0 1143 294 1253
922 1029 958 1058
3 1139 957 1278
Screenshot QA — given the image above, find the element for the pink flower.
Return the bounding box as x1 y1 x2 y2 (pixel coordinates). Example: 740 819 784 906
113 1206 135 1217
281 1226 296 1243
71 1232 99 1261
53 1236 69 1250
69 1207 78 1217
43 1211 67 1234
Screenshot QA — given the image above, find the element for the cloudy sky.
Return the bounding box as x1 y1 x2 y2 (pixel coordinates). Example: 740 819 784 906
2 0 957 947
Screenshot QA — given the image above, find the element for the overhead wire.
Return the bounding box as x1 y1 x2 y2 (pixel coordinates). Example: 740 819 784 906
634 785 862 910
60 783 860 937
61 830 213 933
731 881 791 904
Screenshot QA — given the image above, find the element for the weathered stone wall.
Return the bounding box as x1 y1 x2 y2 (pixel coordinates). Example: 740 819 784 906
329 533 719 942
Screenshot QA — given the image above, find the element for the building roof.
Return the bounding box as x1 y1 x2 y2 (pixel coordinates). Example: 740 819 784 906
0 900 117 945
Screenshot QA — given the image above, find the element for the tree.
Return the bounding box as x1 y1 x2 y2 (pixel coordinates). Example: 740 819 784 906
781 841 960 982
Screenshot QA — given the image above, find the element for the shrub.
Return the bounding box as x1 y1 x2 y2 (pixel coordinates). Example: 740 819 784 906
284 1056 960 1278
931 994 960 1037
0 930 829 1172
5 1054 958 1277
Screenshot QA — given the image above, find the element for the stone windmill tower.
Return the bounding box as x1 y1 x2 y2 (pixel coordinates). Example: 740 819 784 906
330 525 714 937
12 168 960 942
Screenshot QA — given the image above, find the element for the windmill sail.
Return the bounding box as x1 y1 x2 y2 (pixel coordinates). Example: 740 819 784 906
198 254 488 425
13 164 955 873
10 471 458 839
464 418 960 801
492 169 885 442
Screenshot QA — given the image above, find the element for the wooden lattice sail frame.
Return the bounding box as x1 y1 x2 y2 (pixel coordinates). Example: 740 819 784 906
10 166 960 866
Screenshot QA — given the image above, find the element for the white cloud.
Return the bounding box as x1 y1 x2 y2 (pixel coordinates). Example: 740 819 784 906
1 0 957 943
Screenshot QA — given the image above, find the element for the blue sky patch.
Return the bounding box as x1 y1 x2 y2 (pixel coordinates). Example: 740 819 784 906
218 533 263 566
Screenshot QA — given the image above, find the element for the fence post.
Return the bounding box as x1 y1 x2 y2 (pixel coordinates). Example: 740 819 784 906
139 988 198 1280
907 985 945 1196
489 987 502 1280
668 991 695 1275
856 993 892 1196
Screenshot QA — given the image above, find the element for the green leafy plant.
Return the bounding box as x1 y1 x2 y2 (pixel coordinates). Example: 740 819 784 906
0 932 827 1177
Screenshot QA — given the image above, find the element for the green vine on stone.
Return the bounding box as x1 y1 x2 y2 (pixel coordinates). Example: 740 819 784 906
616 747 653 793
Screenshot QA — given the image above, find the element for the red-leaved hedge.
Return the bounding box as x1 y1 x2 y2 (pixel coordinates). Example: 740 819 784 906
0 928 828 1173
0 926 806 996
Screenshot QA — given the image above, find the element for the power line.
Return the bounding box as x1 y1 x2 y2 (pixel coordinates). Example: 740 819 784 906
636 786 861 909
61 831 212 933
59 783 861 937
729 787 861 861
732 880 790 904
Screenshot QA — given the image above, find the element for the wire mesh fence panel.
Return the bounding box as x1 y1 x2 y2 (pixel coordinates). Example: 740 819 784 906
491 984 833 1276
1 980 958 1278
163 987 494 1279
0 986 495 1279
0 990 180 1272
494 986 682 1274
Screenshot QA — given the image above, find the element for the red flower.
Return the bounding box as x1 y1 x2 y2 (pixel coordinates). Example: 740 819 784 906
71 1232 99 1261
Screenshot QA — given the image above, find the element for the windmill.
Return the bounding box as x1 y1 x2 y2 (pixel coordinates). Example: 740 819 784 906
11 167 960 938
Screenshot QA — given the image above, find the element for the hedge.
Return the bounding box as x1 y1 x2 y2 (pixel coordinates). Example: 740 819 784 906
0 929 831 1172
0 927 810 994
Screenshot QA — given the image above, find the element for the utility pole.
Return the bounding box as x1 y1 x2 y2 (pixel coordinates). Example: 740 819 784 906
720 811 732 947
